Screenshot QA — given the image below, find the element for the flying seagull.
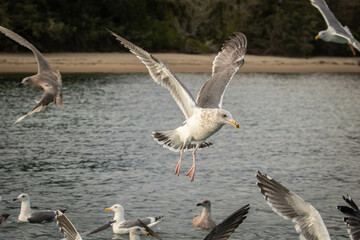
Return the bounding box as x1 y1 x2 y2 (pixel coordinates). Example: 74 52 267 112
108 29 246 181
0 26 63 124
13 193 65 223
256 171 331 240
139 204 250 240
337 195 360 240
56 210 149 240
310 0 360 55
86 204 163 235
192 199 217 229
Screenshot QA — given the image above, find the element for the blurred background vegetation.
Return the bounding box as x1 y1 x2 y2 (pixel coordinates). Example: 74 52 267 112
0 0 359 57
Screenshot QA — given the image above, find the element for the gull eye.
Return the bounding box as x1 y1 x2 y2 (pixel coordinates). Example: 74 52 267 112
222 114 227 118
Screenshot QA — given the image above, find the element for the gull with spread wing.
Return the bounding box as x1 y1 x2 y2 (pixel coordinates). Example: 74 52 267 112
108 29 246 181
0 26 62 124
256 171 331 240
310 0 360 55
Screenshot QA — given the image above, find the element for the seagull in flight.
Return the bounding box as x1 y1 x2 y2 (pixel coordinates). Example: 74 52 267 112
108 29 246 181
0 26 63 124
310 0 360 55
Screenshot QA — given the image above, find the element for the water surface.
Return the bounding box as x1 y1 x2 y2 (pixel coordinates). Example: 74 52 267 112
0 73 359 239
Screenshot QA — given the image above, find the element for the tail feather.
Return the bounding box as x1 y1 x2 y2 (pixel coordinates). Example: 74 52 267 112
152 131 212 152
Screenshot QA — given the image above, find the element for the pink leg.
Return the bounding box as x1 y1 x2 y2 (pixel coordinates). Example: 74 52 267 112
174 146 184 176
348 43 356 56
186 145 198 181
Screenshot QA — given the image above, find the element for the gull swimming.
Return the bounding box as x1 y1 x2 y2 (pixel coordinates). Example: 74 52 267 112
256 171 331 240
139 204 250 240
56 210 149 240
0 26 63 124
108 29 246 181
13 193 65 223
192 199 216 229
310 0 360 55
0 197 10 227
86 204 163 235
337 195 360 240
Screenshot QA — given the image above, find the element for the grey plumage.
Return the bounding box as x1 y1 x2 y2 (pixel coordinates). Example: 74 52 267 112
256 171 331 240
0 26 63 124
338 195 360 240
196 32 247 109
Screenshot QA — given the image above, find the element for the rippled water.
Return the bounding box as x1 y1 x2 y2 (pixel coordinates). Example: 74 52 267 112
0 73 359 240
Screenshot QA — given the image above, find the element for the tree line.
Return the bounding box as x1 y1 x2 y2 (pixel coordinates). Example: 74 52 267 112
0 0 359 57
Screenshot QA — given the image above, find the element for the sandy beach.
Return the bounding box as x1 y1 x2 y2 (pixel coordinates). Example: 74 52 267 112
0 52 359 73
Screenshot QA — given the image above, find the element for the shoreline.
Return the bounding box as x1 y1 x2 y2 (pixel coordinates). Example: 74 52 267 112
0 52 359 73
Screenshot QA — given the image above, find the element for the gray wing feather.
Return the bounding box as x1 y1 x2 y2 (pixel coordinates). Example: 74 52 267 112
120 217 152 228
27 210 56 223
107 29 197 119
196 32 247 109
256 171 331 240
204 204 249 240
56 211 82 240
0 26 52 73
83 220 116 236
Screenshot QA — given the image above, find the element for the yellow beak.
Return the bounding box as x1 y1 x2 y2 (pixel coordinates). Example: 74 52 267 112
228 120 240 129
315 35 319 40
142 231 150 236
105 208 112 212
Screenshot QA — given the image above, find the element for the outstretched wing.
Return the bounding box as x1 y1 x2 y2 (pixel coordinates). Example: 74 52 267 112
256 171 331 240
204 204 249 240
0 26 52 73
338 195 360 240
196 32 247 109
107 29 197 119
13 88 55 124
55 210 82 240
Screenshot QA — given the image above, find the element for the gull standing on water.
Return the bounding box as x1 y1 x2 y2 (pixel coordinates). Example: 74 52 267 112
139 204 250 240
86 204 163 235
192 199 216 229
256 171 331 240
310 0 360 55
108 29 246 181
13 193 65 223
0 26 62 124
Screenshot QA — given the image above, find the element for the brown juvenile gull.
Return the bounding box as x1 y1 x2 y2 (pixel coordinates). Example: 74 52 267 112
108 29 246 181
0 26 62 124
56 210 149 240
192 199 216 229
256 171 331 240
13 193 66 223
337 195 360 240
139 204 250 240
86 204 163 235
310 0 360 55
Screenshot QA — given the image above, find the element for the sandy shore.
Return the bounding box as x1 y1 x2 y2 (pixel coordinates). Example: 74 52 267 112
0 52 359 73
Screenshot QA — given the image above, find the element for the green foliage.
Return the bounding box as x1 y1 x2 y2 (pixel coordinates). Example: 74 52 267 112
0 0 359 56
